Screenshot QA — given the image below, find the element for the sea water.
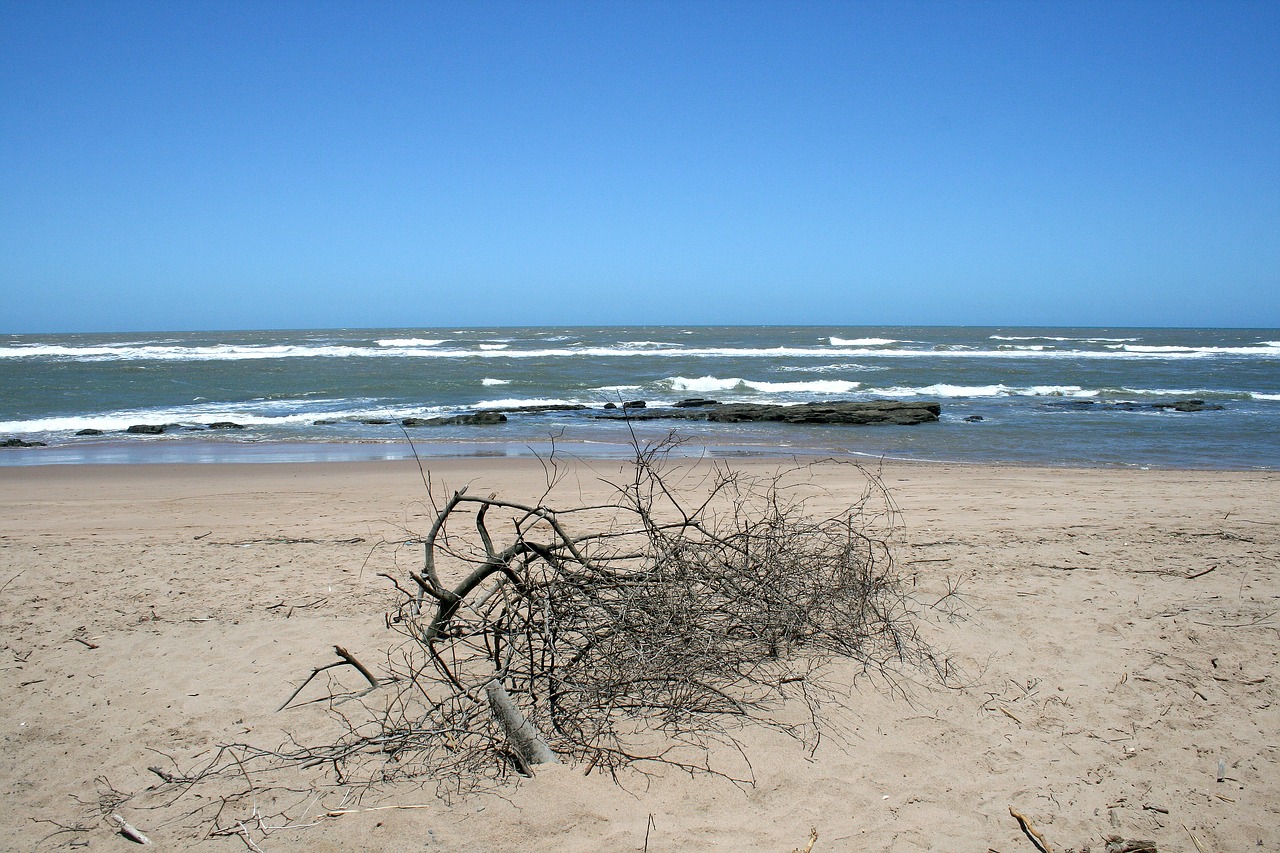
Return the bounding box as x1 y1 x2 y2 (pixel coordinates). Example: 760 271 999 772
1 326 1277 468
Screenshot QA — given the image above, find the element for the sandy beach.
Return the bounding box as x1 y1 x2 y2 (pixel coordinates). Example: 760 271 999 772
2 456 1277 852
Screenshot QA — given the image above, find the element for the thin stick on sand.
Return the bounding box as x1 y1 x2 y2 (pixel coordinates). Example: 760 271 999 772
1009 807 1052 853
276 645 380 711
792 827 819 853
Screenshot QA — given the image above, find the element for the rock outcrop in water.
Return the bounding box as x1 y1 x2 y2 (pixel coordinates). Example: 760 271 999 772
1153 399 1225 412
593 400 940 426
326 401 940 429
1044 398 1225 413
402 412 508 426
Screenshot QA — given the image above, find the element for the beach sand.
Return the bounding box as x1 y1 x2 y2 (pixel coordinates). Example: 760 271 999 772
2 457 1277 851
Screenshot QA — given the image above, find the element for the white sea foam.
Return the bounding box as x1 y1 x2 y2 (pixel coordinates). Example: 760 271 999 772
871 384 1010 398
667 376 860 394
1113 388 1220 397
777 362 881 373
0 397 425 434
867 384 1099 399
861 383 1253 399
481 378 510 386
376 338 446 347
743 379 861 393
669 376 745 393
1251 392 1280 401
1107 344 1196 353
829 337 897 346
991 335 1139 343
1025 385 1098 397
478 344 509 351
1107 343 1280 356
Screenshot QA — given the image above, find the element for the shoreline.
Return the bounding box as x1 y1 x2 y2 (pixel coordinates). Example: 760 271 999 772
7 325 1279 472
1 434 1275 471
2 456 1277 850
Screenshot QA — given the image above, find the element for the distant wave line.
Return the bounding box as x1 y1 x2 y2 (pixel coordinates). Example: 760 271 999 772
376 338 448 347
5 342 1280 362
990 335 1139 343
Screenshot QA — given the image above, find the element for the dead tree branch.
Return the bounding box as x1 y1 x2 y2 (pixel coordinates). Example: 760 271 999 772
162 433 943 807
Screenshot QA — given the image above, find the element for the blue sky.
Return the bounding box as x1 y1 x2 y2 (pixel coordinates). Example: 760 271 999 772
2 0 1277 332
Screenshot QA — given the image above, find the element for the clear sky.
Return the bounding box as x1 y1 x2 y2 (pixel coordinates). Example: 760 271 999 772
2 0 1277 333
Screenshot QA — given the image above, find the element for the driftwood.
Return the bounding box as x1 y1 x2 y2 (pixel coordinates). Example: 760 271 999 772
345 432 943 784
164 434 943 829
108 813 152 845
485 679 560 771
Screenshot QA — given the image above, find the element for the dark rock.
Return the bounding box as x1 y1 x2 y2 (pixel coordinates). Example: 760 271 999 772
126 424 166 434
458 412 507 425
313 419 337 425
603 402 618 409
2 437 47 447
463 412 505 426
963 415 984 422
1159 399 1224 412
402 412 508 427
622 400 646 409
361 418 394 425
1051 398 1224 413
708 401 939 425
207 421 246 430
593 400 940 426
673 398 721 408
76 428 104 436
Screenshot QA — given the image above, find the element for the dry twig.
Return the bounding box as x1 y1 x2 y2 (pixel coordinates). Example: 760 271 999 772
1009 806 1052 853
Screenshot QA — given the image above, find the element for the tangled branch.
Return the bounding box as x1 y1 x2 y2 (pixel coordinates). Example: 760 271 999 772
355 433 941 784
156 433 944 833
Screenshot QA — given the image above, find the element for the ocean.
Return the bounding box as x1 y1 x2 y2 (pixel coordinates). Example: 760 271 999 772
1 326 1277 469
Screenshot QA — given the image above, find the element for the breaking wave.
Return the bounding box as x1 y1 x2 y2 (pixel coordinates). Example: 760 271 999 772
667 376 861 394
829 337 897 346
